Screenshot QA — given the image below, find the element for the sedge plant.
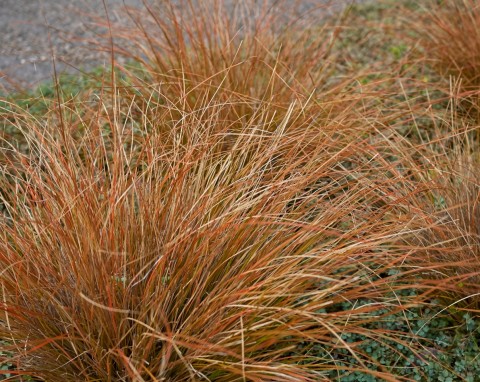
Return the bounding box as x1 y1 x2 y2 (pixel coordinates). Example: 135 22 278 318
0 0 449 380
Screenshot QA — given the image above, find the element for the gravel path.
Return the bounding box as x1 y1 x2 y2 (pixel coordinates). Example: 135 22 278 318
0 0 363 92
0 0 144 91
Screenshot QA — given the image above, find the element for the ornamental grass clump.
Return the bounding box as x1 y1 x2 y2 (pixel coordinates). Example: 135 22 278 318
0 1 445 381
0 79 423 381
409 0 480 120
412 0 480 86
397 0 480 305
404 121 480 310
103 0 348 121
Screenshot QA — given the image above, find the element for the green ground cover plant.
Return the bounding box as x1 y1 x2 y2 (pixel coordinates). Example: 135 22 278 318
1 0 480 380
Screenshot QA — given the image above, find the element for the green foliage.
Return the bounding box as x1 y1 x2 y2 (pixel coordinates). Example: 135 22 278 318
308 296 480 381
0 66 113 126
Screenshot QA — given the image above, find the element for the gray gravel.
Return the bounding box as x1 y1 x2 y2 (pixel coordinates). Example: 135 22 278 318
0 0 363 92
0 0 143 91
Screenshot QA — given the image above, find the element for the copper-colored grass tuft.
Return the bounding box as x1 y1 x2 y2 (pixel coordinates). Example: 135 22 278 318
99 0 351 126
0 1 448 381
0 77 423 380
402 117 480 311
408 0 480 119
412 0 480 86
379 79 480 312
